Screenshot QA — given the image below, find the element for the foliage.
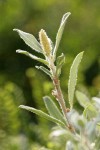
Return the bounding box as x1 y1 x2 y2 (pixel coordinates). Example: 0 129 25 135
0 0 100 149
0 82 23 134
14 12 100 150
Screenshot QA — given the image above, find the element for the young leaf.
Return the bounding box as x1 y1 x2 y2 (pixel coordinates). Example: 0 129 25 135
68 51 84 109
43 96 66 124
56 53 65 77
83 104 98 119
19 105 66 127
53 12 71 59
66 141 74 150
16 50 49 66
76 90 90 108
92 97 100 110
13 29 43 53
36 66 51 77
85 116 100 140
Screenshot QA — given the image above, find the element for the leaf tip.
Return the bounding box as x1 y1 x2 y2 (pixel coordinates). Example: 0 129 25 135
43 96 49 101
35 66 39 69
13 28 18 32
81 51 84 55
62 12 71 24
65 12 71 16
16 49 21 53
19 105 24 109
16 49 27 54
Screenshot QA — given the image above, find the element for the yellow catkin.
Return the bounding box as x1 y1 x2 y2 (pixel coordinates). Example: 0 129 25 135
39 29 52 56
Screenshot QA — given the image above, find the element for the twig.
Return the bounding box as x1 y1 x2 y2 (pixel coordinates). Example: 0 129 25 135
49 57 75 133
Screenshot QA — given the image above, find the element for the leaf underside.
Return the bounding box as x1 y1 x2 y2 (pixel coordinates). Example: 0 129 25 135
68 51 84 109
13 29 43 53
76 90 90 108
16 49 48 66
53 12 71 58
36 66 51 77
19 105 66 128
43 96 66 124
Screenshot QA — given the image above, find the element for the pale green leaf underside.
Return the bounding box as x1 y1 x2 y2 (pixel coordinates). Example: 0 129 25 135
19 105 66 127
83 104 97 119
16 50 48 66
76 90 90 108
85 116 100 139
56 53 65 76
43 96 66 124
13 29 43 53
68 51 84 109
36 66 51 77
53 12 71 58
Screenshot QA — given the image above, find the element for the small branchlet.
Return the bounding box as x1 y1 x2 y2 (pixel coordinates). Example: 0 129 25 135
14 12 100 150
14 12 85 136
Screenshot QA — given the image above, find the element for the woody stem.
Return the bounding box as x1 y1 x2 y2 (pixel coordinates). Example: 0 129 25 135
49 57 75 133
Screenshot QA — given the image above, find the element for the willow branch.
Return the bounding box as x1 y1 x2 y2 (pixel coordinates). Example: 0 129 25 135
49 58 75 133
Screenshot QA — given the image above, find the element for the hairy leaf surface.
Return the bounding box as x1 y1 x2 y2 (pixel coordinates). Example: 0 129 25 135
19 105 66 127
13 29 42 53
68 52 84 109
43 96 66 124
53 12 71 58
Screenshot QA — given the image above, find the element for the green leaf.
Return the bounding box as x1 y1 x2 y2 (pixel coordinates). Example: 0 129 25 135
43 96 66 124
92 97 100 110
53 12 71 59
19 105 66 127
16 50 49 66
83 104 97 119
66 141 74 150
36 66 51 77
56 53 65 77
95 138 100 149
68 51 84 109
13 29 43 53
76 90 90 108
85 116 100 140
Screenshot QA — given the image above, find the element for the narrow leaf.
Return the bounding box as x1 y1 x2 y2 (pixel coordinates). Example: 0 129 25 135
36 66 51 77
83 104 97 119
53 12 71 58
66 141 74 150
68 51 84 109
19 105 66 127
13 29 43 53
43 96 66 124
76 90 90 108
56 53 65 76
16 50 49 66
85 116 100 140
92 97 100 110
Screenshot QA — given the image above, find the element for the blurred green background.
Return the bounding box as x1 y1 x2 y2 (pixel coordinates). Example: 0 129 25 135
0 0 100 149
